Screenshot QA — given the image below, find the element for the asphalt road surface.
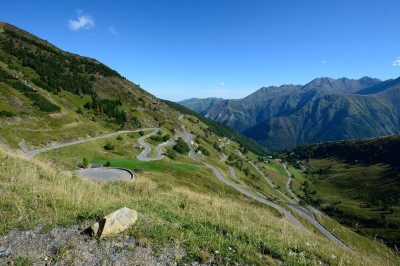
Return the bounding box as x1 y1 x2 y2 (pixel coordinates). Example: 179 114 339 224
184 132 306 229
25 128 158 157
76 168 133 182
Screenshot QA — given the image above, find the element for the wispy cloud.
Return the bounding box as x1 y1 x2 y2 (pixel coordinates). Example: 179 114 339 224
108 26 120 38
68 10 95 31
217 82 225 87
320 60 327 64
392 57 400 66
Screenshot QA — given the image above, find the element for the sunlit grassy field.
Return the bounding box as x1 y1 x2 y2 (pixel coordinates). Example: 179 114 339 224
1 147 399 265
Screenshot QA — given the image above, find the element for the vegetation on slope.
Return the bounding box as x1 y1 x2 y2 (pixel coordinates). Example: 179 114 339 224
162 100 269 156
181 77 400 150
290 134 400 166
0 22 182 149
283 135 400 249
1 147 398 265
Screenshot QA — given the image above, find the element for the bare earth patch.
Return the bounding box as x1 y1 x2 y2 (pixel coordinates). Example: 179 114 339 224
0 225 186 265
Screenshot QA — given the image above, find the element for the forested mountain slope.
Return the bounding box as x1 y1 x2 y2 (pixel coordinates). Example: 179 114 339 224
181 77 400 150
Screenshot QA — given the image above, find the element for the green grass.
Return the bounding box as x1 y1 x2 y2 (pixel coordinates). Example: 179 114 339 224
258 163 288 193
91 157 197 174
36 133 142 169
315 214 399 263
2 146 397 265
299 159 400 249
288 166 306 199
262 160 287 176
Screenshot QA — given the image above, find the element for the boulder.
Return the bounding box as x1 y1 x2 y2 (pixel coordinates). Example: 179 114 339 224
86 207 138 238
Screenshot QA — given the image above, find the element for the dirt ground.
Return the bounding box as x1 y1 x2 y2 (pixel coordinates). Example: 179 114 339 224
0 224 188 266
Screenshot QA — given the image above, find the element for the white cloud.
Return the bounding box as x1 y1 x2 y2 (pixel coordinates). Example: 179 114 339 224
320 60 327 64
392 57 400 66
217 82 225 87
68 10 95 31
108 26 120 38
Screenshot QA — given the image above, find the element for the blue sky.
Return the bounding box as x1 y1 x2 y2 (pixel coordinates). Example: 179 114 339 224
2 1 400 101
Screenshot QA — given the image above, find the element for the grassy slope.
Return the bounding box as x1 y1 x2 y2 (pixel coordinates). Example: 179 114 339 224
284 135 400 249
306 159 399 247
0 21 398 264
2 147 399 265
0 22 181 150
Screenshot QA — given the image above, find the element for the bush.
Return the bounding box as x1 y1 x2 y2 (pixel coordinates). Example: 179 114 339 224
165 148 177 160
82 158 89 168
174 137 190 154
134 166 144 174
163 134 171 142
116 135 123 140
0 110 15 117
104 143 115 150
197 145 210 156
105 161 111 167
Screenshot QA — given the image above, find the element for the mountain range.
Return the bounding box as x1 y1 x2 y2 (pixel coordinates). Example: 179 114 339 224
1 21 399 265
180 76 400 150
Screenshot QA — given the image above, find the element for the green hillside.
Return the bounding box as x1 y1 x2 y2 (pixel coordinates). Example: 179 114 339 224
284 135 400 249
0 22 180 150
180 77 400 150
0 21 399 265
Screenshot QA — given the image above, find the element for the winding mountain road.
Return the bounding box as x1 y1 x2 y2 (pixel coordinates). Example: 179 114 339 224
282 163 301 202
184 133 306 229
25 130 137 157
136 128 174 161
236 151 350 250
25 128 172 162
24 126 350 249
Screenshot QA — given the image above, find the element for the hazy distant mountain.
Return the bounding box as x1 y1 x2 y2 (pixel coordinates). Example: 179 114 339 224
178 97 224 113
180 77 400 150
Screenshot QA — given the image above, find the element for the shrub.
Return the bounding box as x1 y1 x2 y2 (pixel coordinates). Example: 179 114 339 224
165 148 177 160
197 145 210 156
163 134 171 142
82 158 88 168
104 143 115 150
0 110 15 117
134 166 144 174
174 137 190 154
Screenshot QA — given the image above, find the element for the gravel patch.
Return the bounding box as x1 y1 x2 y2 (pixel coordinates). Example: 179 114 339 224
0 225 186 265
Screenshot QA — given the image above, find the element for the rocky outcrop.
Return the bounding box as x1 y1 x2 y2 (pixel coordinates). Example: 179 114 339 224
86 207 138 239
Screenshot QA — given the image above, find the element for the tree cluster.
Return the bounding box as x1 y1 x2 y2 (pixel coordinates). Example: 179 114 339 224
84 96 127 125
173 137 190 154
290 136 400 166
1 28 121 98
1 77 61 113
162 100 269 156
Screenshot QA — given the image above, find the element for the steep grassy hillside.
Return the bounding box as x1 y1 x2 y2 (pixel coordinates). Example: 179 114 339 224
0 22 179 149
163 100 269 156
1 142 399 265
285 135 400 249
178 97 224 113
1 21 399 264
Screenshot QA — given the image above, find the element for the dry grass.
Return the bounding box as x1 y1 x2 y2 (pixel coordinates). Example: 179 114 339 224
0 147 398 265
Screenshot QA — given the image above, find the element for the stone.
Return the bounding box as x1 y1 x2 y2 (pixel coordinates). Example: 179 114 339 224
0 246 7 256
86 207 138 239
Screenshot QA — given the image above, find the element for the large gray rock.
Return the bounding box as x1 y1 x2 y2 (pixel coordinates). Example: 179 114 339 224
87 207 138 238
